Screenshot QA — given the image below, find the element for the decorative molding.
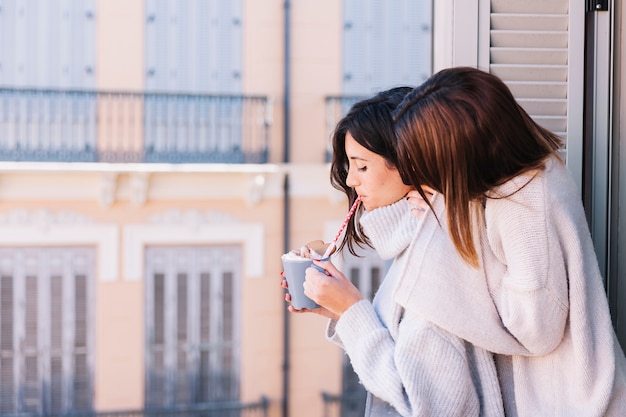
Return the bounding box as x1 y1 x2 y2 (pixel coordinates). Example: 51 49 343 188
0 214 119 281
100 173 118 207
130 172 150 206
148 209 239 225
0 209 94 228
123 221 265 280
246 173 266 206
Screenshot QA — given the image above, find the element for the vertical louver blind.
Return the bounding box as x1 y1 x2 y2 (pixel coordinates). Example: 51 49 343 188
0 0 96 88
145 0 243 93
0 247 94 413
145 245 241 407
487 0 569 152
342 0 432 95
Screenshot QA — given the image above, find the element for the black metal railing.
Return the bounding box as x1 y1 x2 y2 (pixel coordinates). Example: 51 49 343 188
321 391 366 417
0 88 272 164
324 95 367 162
0 397 269 417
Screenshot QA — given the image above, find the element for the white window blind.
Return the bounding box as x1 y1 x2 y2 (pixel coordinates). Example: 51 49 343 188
145 245 241 406
0 0 96 88
0 247 94 413
342 0 432 95
145 0 243 93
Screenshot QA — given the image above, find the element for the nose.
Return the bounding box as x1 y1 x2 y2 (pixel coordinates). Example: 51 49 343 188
346 169 358 188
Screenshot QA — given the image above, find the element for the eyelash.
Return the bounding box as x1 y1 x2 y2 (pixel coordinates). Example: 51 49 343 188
357 166 367 172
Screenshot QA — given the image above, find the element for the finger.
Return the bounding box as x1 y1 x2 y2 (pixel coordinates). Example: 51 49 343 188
280 279 289 289
410 206 426 218
312 259 343 280
288 305 308 313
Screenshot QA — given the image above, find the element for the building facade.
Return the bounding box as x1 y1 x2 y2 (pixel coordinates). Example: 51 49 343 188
0 0 624 417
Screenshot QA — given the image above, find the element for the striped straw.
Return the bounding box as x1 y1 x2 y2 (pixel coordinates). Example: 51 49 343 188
322 195 362 258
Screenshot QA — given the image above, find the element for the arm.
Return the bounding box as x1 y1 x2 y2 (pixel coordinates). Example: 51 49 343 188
335 301 481 417
484 174 569 354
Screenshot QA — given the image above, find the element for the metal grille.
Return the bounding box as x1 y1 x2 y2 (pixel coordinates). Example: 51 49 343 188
0 89 271 163
0 247 95 414
145 245 242 407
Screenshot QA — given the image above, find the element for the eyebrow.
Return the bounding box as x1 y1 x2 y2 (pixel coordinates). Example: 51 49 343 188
348 155 368 162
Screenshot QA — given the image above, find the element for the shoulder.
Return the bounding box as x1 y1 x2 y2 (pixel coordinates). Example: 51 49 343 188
484 157 580 221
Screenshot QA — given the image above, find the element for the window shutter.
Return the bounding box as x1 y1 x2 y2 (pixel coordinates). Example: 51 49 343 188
145 245 241 407
342 0 432 95
0 0 94 88
24 275 40 412
486 0 578 164
0 274 15 413
0 247 94 413
145 0 242 93
339 247 389 415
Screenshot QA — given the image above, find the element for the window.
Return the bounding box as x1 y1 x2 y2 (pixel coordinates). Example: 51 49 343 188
342 0 432 95
0 0 96 88
143 0 245 162
144 245 241 406
0 247 95 414
0 0 97 161
145 0 242 93
337 248 390 417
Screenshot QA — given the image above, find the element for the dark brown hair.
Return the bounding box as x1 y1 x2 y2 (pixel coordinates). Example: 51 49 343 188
393 67 563 267
330 86 413 255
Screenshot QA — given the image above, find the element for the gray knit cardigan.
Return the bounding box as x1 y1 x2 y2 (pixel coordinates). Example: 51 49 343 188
326 197 504 417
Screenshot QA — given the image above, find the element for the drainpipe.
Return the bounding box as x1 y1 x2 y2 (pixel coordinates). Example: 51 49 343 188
282 2 291 417
282 173 291 417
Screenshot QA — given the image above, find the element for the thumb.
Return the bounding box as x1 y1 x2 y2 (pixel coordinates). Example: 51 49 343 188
312 259 345 280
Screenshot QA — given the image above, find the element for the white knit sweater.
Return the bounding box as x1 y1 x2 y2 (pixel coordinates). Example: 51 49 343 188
394 157 626 416
326 198 504 417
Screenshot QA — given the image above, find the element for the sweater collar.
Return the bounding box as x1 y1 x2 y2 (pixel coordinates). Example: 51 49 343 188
359 197 418 260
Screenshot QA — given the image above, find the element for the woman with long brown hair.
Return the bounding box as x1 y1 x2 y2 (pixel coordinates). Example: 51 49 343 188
393 66 626 416
283 86 504 416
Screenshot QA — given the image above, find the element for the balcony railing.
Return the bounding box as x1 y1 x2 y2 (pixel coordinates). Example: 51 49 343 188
0 88 272 164
0 397 269 417
321 391 367 417
324 95 367 162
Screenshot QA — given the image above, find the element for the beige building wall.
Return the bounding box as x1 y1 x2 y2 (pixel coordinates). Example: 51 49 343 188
0 0 437 413
0 0 349 416
6 1 610 416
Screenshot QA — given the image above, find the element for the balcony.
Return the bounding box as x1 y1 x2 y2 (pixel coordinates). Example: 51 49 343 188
324 95 367 162
0 88 272 164
322 391 367 417
0 397 269 417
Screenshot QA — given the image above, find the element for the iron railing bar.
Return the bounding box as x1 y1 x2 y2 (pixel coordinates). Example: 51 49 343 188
0 86 268 101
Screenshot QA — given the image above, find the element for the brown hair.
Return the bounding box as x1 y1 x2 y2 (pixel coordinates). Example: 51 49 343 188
330 86 413 255
393 67 563 267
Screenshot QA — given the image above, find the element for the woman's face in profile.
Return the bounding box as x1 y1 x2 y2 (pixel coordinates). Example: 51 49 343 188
344 133 412 211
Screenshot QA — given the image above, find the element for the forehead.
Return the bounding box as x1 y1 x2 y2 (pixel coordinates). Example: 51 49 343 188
345 133 369 157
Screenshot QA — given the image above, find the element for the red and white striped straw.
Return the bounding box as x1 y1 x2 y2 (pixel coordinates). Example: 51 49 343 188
322 195 362 258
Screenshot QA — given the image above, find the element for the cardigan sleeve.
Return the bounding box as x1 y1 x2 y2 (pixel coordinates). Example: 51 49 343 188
335 300 481 417
484 173 569 355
